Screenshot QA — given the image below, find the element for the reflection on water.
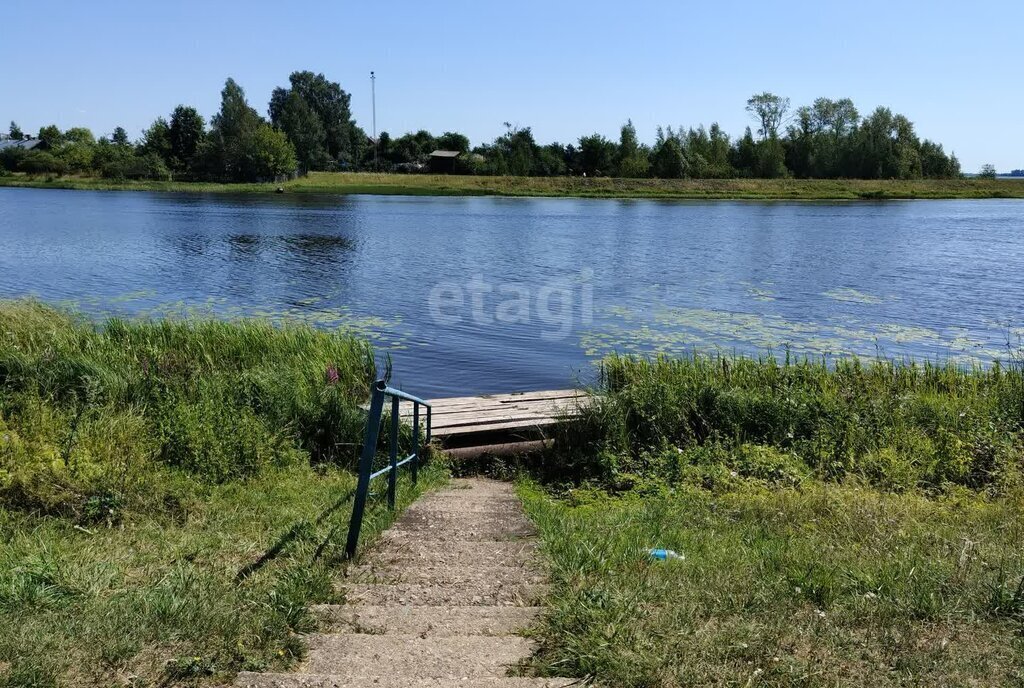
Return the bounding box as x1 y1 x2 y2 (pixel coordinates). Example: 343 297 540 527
1 188 1023 396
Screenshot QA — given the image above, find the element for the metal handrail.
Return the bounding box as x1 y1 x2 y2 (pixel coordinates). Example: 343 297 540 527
345 379 432 558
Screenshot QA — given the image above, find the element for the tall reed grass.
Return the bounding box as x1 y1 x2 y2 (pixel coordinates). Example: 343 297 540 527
551 353 1024 493
0 300 377 519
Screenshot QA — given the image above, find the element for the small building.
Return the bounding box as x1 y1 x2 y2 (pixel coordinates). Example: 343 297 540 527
0 138 46 152
428 150 460 174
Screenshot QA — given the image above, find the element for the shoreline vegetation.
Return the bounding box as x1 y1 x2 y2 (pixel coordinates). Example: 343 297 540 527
3 171 1024 200
4 301 1024 686
2 75 976 196
0 300 445 687
519 354 1024 686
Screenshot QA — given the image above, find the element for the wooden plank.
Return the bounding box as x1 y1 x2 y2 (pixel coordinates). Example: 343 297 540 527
437 418 561 437
430 411 569 429
429 389 582 403
426 397 583 413
400 391 588 419
423 405 569 421
382 388 591 440
426 390 584 409
426 398 582 413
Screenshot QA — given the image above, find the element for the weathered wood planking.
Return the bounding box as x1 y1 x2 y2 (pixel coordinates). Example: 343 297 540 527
398 389 588 442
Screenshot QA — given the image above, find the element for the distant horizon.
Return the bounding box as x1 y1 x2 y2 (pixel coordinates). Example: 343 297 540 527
2 0 1021 172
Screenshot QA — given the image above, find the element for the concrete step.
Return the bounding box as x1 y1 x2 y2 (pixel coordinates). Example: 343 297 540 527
378 523 538 542
299 634 535 677
416 485 526 507
311 604 540 636
348 563 547 586
235 672 577 687
399 507 536 529
363 539 539 568
341 581 550 607
412 496 526 511
399 511 535 528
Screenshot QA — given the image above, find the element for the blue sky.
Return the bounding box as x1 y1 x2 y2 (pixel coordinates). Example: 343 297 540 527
3 0 1021 171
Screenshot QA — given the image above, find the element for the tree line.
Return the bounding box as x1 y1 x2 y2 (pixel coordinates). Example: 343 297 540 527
1 74 964 182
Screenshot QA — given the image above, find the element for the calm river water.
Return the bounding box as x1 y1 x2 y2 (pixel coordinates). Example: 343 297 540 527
1 187 1022 396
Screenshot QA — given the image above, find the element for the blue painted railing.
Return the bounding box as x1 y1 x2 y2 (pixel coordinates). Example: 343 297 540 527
345 379 432 559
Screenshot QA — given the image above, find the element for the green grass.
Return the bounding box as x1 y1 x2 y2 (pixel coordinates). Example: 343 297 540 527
0 300 446 686
0 464 445 688
516 352 1024 686
521 481 1024 687
3 171 1024 200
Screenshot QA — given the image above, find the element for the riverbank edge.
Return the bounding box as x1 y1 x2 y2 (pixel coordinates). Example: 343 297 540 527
2 172 1023 200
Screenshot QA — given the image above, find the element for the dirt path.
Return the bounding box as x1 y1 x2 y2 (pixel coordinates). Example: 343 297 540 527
234 478 572 687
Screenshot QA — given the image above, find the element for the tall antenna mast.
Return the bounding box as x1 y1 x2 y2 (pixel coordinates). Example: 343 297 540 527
371 71 377 169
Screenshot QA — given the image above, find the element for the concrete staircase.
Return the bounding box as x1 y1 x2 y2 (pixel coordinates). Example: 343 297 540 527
234 478 575 688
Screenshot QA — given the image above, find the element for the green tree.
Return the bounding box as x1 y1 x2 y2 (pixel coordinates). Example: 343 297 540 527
274 90 328 171
269 71 359 165
64 127 95 145
139 118 173 165
486 124 537 176
577 134 616 176
784 108 815 178
810 97 859 138
57 142 95 173
9 122 23 141
616 120 649 178
746 92 790 140
112 126 130 146
387 130 436 165
92 138 135 173
37 125 63 148
730 127 758 177
756 135 788 178
373 131 392 167
435 132 470 154
919 140 959 178
853 107 922 179
803 97 860 177
651 128 686 178
169 106 206 173
210 77 265 180
56 127 98 173
242 125 297 180
978 164 997 179
533 143 568 176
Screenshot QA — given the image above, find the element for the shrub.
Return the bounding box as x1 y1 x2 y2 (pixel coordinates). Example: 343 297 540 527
158 394 301 483
56 142 96 173
19 151 66 176
0 146 27 172
101 152 171 181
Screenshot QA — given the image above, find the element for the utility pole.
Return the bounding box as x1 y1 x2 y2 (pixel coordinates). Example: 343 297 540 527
371 71 377 170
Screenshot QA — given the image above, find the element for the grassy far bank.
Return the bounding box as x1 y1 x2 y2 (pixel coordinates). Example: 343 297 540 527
3 171 1024 200
519 354 1024 687
0 300 443 687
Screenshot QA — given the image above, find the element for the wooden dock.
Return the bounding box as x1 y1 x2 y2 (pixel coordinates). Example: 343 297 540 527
400 388 588 448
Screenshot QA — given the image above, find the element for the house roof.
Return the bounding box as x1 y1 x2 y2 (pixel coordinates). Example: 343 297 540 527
0 138 43 151
429 150 461 158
